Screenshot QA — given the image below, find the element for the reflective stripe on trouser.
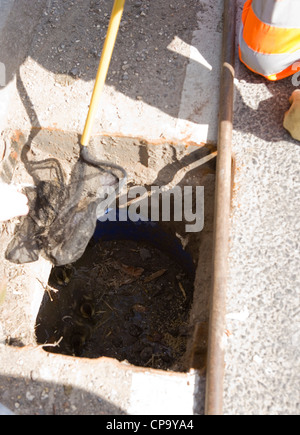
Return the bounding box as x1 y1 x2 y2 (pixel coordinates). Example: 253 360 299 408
239 25 300 80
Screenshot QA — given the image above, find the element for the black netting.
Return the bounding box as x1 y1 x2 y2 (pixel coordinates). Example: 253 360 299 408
5 145 126 266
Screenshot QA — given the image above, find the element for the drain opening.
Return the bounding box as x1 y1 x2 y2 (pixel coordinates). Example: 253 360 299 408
36 217 196 372
1 130 215 374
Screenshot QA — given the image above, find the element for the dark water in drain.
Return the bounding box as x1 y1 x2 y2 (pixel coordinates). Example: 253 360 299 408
36 239 194 371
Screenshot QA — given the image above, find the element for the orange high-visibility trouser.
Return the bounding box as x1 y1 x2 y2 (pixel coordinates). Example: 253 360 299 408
239 0 300 81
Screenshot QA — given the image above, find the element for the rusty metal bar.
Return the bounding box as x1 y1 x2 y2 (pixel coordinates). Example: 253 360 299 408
205 0 236 415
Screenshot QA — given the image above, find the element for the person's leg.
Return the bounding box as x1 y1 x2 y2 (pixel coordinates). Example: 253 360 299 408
239 0 300 142
239 0 300 81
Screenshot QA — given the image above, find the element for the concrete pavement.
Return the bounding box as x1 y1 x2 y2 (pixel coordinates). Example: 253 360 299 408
223 0 300 415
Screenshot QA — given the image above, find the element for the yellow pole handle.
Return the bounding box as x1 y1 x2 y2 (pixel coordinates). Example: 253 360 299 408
81 0 126 147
